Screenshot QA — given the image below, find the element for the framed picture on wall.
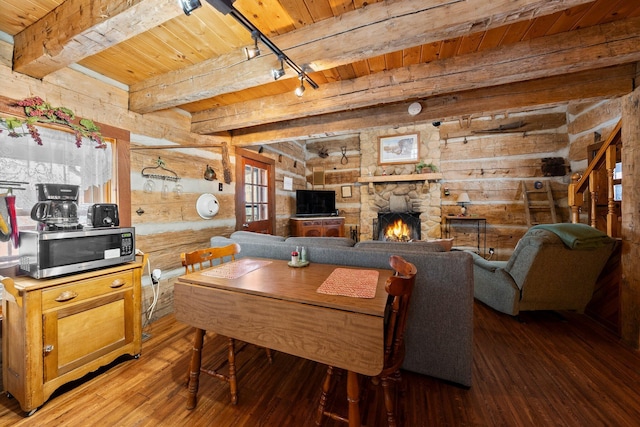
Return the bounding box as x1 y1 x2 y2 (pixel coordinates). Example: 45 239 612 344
341 185 352 198
378 133 419 165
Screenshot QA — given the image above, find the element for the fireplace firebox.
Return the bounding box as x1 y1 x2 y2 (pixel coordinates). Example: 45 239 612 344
374 212 421 241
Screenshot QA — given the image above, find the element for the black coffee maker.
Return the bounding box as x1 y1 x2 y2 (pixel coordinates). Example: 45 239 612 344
30 183 82 231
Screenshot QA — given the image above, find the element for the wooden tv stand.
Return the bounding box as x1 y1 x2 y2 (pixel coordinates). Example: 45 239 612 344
1 255 146 415
290 217 345 237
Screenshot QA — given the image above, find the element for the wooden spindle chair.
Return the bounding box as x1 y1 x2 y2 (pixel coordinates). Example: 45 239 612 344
315 255 417 427
181 243 273 407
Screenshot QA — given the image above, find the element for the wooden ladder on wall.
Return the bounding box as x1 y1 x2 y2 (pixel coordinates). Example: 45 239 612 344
523 180 557 227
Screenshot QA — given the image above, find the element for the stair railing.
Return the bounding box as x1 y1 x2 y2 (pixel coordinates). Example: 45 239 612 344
568 120 621 237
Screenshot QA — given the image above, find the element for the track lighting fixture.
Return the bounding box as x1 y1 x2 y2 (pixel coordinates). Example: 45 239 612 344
243 31 261 60
294 75 306 97
272 55 285 80
184 0 318 93
179 0 202 16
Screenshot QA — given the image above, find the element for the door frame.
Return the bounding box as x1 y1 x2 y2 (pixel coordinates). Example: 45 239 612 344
234 147 276 233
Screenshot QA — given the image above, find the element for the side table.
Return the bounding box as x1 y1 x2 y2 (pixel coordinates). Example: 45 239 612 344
444 216 487 256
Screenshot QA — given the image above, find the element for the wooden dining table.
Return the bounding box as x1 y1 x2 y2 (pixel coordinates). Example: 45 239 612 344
174 257 392 427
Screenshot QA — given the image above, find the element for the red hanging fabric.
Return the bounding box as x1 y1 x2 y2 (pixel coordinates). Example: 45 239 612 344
5 194 19 248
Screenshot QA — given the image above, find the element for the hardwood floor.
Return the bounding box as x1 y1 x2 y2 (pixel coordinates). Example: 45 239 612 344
1 302 639 427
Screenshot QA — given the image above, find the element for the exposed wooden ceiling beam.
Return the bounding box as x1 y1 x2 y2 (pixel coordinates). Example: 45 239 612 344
192 16 640 134
12 0 183 78
128 0 595 114
229 64 635 146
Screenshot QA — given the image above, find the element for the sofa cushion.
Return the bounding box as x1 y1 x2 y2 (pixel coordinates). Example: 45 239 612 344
285 236 356 248
230 231 286 243
426 238 454 251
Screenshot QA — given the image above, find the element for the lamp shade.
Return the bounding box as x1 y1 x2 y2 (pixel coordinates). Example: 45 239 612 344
457 192 471 204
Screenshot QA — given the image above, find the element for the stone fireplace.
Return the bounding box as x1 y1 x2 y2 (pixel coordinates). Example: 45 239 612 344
357 126 443 242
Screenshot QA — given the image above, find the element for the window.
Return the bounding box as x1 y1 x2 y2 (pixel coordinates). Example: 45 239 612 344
1 126 114 263
613 161 622 202
244 162 269 223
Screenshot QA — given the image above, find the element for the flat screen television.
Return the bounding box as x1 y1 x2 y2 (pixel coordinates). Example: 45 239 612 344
295 190 336 217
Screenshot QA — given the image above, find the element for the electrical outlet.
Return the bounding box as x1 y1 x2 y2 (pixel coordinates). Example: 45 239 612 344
489 248 495 255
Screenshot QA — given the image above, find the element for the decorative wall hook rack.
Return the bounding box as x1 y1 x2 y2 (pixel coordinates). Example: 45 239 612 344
141 157 180 182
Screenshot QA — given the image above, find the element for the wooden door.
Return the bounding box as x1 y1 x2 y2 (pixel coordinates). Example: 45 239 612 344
235 148 275 234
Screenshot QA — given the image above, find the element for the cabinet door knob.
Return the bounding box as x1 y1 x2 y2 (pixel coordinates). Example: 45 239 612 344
44 345 54 354
110 279 126 288
55 291 78 302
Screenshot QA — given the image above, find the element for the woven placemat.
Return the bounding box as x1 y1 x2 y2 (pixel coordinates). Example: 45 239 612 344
201 258 272 279
317 268 379 298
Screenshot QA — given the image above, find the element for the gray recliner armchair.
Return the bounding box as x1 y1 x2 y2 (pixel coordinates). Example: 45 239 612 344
468 223 617 316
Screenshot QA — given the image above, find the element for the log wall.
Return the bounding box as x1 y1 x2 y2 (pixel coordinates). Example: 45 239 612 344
305 135 362 238
439 108 570 259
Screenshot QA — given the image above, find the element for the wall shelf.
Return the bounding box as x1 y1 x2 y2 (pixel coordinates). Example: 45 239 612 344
357 173 442 183
357 173 442 195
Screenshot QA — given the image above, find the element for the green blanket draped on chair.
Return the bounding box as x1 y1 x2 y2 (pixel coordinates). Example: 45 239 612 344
530 223 612 249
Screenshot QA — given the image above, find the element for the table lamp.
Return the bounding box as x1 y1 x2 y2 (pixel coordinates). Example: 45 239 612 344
457 192 471 216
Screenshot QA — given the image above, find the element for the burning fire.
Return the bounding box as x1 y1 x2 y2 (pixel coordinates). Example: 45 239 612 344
384 219 411 242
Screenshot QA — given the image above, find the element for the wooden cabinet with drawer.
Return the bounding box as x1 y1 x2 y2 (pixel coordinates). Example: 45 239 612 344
1 255 146 415
290 217 345 237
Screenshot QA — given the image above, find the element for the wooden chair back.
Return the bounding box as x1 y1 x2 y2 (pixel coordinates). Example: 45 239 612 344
383 255 417 372
181 243 241 274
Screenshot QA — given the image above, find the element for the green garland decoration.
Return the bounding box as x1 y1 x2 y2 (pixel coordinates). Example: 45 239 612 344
0 96 106 148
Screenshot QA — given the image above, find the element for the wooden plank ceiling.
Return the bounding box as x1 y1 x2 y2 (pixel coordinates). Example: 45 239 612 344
1 0 639 143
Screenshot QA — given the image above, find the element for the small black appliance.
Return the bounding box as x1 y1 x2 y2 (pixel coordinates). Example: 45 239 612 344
87 203 120 227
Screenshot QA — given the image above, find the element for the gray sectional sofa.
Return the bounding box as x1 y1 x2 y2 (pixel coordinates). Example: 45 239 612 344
209 231 474 387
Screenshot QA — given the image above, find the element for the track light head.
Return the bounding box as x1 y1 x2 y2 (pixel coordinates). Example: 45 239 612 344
244 45 260 60
272 56 285 80
295 75 306 97
272 67 285 80
180 0 202 15
244 31 261 60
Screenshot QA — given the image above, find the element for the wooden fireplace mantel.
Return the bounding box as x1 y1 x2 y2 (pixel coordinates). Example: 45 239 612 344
357 173 442 194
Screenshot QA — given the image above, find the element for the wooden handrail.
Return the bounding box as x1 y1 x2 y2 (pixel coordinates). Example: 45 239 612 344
568 119 621 236
573 120 621 194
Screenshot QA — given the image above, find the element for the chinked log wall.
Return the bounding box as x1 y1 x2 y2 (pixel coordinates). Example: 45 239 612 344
305 135 362 237
439 108 570 259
